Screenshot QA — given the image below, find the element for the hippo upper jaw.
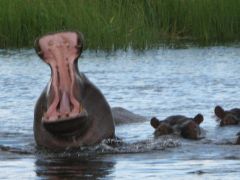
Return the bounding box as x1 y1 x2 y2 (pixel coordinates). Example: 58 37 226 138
35 31 89 137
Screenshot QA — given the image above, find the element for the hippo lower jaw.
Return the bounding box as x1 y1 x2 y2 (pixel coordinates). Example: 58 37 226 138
36 32 88 135
43 110 89 137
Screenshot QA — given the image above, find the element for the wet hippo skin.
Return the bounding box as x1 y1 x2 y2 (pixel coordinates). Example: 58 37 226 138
150 114 204 140
34 31 115 149
214 106 240 126
111 107 147 125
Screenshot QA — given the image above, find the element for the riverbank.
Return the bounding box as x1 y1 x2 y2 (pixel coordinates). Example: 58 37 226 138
0 0 240 50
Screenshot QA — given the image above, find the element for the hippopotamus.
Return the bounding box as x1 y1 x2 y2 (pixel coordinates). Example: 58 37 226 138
150 114 204 140
34 31 115 149
214 106 240 126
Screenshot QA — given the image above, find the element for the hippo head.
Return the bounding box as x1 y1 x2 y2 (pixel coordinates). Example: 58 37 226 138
180 114 204 140
150 117 173 136
34 31 88 137
214 106 239 126
150 114 204 140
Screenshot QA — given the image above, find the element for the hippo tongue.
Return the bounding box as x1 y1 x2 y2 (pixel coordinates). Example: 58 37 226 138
59 92 71 114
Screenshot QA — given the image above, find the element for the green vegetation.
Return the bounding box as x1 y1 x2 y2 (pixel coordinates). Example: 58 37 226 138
0 0 240 50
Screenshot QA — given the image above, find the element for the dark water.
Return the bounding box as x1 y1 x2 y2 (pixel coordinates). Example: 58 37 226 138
0 47 240 179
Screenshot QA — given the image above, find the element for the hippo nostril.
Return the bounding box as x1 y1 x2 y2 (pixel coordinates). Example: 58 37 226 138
48 40 54 46
66 43 70 48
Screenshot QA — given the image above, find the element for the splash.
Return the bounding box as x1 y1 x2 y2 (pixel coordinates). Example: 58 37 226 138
35 136 181 158
97 136 181 154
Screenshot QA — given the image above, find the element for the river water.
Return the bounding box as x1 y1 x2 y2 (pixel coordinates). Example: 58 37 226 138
0 47 240 179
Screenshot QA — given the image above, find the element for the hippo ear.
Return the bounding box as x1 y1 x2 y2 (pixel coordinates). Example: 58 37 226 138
193 114 204 124
214 106 225 119
34 37 43 59
76 31 84 55
150 117 160 129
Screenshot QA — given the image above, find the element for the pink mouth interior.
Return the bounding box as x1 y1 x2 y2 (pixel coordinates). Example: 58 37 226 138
38 32 83 122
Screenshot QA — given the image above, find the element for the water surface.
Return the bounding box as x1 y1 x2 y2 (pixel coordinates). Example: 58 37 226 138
0 47 240 179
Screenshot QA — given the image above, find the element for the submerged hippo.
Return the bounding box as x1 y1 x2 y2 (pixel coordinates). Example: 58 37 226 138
34 31 115 149
150 114 204 140
111 107 147 125
214 106 240 126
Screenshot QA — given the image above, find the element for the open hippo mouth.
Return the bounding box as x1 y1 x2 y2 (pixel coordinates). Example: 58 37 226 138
35 31 88 136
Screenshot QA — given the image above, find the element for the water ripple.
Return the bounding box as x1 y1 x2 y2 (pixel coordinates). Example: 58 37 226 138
1 47 240 179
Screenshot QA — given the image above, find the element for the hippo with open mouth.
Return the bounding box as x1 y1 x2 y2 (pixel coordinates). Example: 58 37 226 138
34 31 115 149
150 114 204 140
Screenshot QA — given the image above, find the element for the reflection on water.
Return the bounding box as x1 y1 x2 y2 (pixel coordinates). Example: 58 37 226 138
35 156 115 179
1 47 240 179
